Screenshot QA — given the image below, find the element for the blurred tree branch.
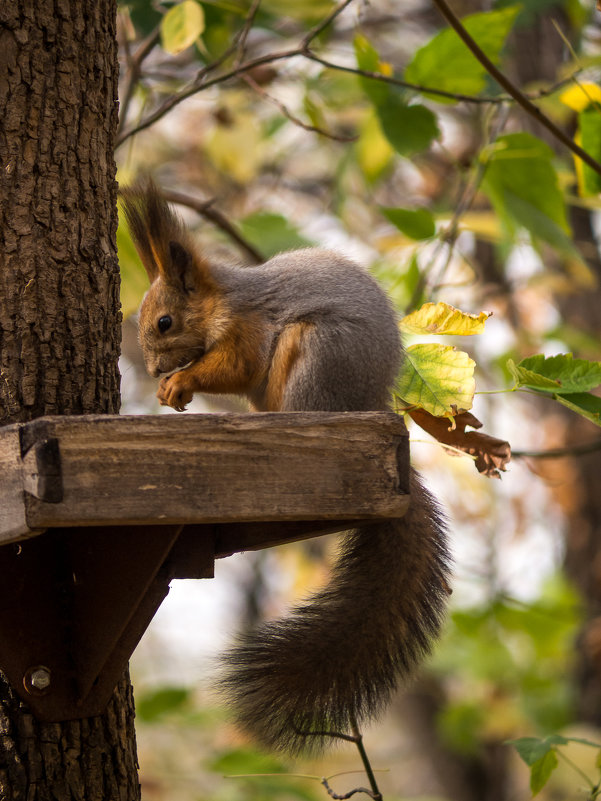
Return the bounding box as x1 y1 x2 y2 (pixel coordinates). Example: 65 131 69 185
160 189 266 264
513 439 601 459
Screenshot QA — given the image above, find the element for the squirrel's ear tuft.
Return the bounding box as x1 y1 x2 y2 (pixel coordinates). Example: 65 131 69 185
120 180 195 287
121 179 216 293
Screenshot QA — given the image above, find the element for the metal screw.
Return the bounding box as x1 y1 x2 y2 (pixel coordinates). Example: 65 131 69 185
23 666 51 695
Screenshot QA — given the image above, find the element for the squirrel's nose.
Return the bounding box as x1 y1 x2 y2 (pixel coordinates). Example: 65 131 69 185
145 359 162 378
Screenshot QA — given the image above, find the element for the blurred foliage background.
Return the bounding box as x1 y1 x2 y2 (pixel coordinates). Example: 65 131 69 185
115 0 601 798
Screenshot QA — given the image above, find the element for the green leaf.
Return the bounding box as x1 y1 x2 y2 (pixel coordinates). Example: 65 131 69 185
356 110 394 182
400 301 491 335
396 343 475 416
555 392 601 427
382 207 436 240
530 749 559 795
507 735 568 766
510 354 601 394
238 212 314 259
507 359 563 392
481 133 571 250
481 133 565 224
404 6 520 102
161 0 205 55
482 133 575 254
353 34 440 156
508 736 554 766
377 97 440 156
136 687 191 721
353 34 390 106
501 189 576 254
578 106 601 196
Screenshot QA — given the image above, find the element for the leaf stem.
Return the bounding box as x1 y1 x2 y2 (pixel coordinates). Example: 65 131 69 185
556 748 596 791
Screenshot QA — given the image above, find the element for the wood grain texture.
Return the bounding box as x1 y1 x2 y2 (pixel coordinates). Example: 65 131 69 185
0 412 409 541
0 428 39 542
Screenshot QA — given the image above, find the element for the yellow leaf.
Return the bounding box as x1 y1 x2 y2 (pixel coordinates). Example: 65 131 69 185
117 212 149 319
396 343 476 416
161 0 205 55
205 112 263 183
400 301 491 336
559 82 601 112
356 110 394 181
458 210 502 241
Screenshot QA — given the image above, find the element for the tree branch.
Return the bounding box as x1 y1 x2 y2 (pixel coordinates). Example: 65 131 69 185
243 72 358 141
306 52 581 104
116 0 590 164
115 48 300 147
301 0 355 46
160 189 265 264
349 716 383 801
431 0 601 177
117 24 161 135
234 0 262 67
513 439 601 459
321 777 379 799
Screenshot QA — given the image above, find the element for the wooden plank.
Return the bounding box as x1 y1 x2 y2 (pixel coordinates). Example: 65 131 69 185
0 426 42 543
11 412 408 533
211 519 391 559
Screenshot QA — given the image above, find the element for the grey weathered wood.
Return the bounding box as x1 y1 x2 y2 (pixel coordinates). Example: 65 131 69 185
0 412 409 543
0 428 44 543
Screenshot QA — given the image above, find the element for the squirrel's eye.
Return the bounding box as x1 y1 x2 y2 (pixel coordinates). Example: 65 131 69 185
157 315 172 334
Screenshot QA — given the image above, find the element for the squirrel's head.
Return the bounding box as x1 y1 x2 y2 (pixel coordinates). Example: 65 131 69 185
121 182 226 378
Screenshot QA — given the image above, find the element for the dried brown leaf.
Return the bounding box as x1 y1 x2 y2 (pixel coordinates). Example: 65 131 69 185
409 408 511 478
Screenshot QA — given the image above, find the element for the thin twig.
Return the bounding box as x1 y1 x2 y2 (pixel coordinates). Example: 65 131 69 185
406 105 509 310
513 439 601 459
234 0 262 67
349 716 383 801
301 0 356 47
118 25 161 134
321 777 378 799
427 104 510 294
160 188 265 264
291 725 359 744
431 0 601 177
243 72 357 141
116 47 300 147
306 52 507 104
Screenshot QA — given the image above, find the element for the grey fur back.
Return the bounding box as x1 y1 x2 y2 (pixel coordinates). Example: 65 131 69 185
216 250 402 411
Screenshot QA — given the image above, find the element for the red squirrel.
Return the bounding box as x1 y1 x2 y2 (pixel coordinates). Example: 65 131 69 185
122 182 451 755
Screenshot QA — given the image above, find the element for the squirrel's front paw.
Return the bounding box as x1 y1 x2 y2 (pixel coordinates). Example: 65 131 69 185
157 373 194 412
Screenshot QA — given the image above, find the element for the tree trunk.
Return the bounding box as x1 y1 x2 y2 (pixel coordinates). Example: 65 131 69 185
0 1 140 798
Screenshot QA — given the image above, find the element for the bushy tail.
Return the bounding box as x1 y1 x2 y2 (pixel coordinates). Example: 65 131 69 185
220 470 450 755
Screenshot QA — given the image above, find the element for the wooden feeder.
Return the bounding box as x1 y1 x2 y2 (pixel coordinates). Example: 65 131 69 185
0 412 410 722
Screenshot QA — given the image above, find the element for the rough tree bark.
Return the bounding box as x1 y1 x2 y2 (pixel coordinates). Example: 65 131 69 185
0 1 140 798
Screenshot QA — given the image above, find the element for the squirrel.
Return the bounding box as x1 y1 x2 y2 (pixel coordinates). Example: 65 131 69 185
121 181 451 755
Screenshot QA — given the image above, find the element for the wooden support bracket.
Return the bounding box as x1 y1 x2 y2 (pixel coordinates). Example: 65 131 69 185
0 412 409 721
